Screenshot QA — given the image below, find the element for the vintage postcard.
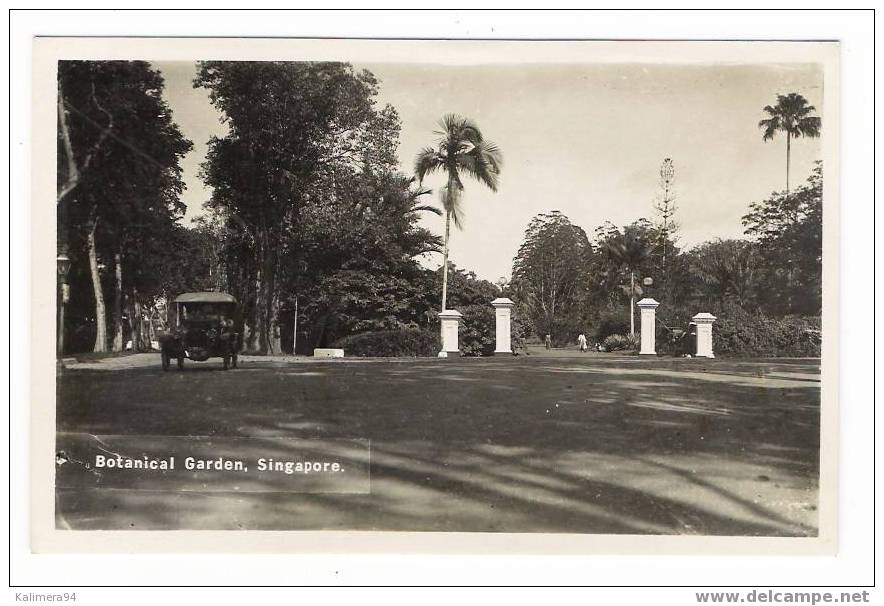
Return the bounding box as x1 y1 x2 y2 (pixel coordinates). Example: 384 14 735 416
31 37 839 553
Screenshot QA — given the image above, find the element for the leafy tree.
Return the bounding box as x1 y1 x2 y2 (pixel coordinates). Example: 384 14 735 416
58 60 192 352
414 114 503 312
758 93 821 193
511 211 593 344
284 169 443 351
196 61 402 353
686 239 760 311
742 162 822 315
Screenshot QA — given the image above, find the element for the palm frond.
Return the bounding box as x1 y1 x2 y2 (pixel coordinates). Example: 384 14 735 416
798 115 822 138
434 113 485 148
409 204 443 216
416 114 502 232
440 184 465 229
456 139 502 191
758 117 780 141
414 147 445 183
759 93 821 141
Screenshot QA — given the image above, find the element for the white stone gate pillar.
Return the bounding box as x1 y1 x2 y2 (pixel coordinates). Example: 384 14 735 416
438 309 463 357
637 298 660 356
692 312 717 358
491 297 515 354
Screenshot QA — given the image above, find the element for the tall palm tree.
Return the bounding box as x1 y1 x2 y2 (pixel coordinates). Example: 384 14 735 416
415 114 502 311
758 93 821 194
603 229 651 336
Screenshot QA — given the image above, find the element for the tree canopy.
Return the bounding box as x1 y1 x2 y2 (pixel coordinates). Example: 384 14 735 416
196 61 447 352
511 211 592 344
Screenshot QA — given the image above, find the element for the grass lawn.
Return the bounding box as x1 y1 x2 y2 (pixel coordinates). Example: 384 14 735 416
55 350 820 535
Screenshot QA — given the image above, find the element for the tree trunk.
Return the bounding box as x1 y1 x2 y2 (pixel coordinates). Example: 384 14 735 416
292 296 299 356
87 218 108 352
244 286 258 352
269 292 281 354
786 132 791 194
251 258 264 353
146 310 155 349
785 132 793 314
164 289 177 330
130 288 142 352
441 209 451 311
257 248 276 356
629 271 635 336
252 228 282 355
112 251 124 352
57 91 79 207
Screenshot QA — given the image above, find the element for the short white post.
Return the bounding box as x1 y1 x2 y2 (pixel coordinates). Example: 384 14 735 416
438 309 463 357
692 312 717 358
491 297 515 354
637 298 660 356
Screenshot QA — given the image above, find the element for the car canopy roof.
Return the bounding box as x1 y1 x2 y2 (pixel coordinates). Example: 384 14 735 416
174 292 237 304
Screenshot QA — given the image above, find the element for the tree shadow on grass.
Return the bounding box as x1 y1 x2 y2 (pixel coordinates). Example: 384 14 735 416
56 357 820 534
56 438 815 535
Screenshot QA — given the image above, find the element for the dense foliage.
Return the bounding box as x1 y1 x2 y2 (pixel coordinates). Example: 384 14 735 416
713 306 821 357
510 211 593 345
58 68 822 360
57 60 193 353
508 165 823 358
195 62 444 354
331 329 441 357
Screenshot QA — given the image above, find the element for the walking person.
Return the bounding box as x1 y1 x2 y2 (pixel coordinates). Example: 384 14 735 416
577 332 587 352
544 334 552 350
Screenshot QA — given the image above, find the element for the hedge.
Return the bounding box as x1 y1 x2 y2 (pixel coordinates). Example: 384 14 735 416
331 328 441 357
712 313 821 357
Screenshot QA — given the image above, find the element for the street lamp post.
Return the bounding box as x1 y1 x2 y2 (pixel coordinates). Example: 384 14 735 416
57 251 72 357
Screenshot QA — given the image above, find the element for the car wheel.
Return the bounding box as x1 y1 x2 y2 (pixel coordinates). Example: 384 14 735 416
177 355 185 370
161 350 170 371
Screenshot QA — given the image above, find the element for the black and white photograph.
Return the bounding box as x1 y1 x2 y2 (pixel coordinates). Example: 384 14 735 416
33 35 842 553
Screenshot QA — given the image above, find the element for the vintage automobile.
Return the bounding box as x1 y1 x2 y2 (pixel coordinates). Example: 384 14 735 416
158 292 239 371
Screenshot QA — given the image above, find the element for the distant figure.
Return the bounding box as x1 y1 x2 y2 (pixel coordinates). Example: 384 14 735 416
577 333 587 352
544 334 552 350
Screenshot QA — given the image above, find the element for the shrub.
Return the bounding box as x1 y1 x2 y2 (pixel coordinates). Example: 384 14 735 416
457 303 532 356
331 329 441 357
592 309 631 342
601 333 639 352
510 309 532 353
458 304 496 357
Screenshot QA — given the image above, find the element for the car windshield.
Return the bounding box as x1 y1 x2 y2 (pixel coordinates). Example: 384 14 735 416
181 303 231 323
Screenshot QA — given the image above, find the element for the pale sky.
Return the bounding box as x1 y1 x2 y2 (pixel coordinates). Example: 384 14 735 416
154 60 823 282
